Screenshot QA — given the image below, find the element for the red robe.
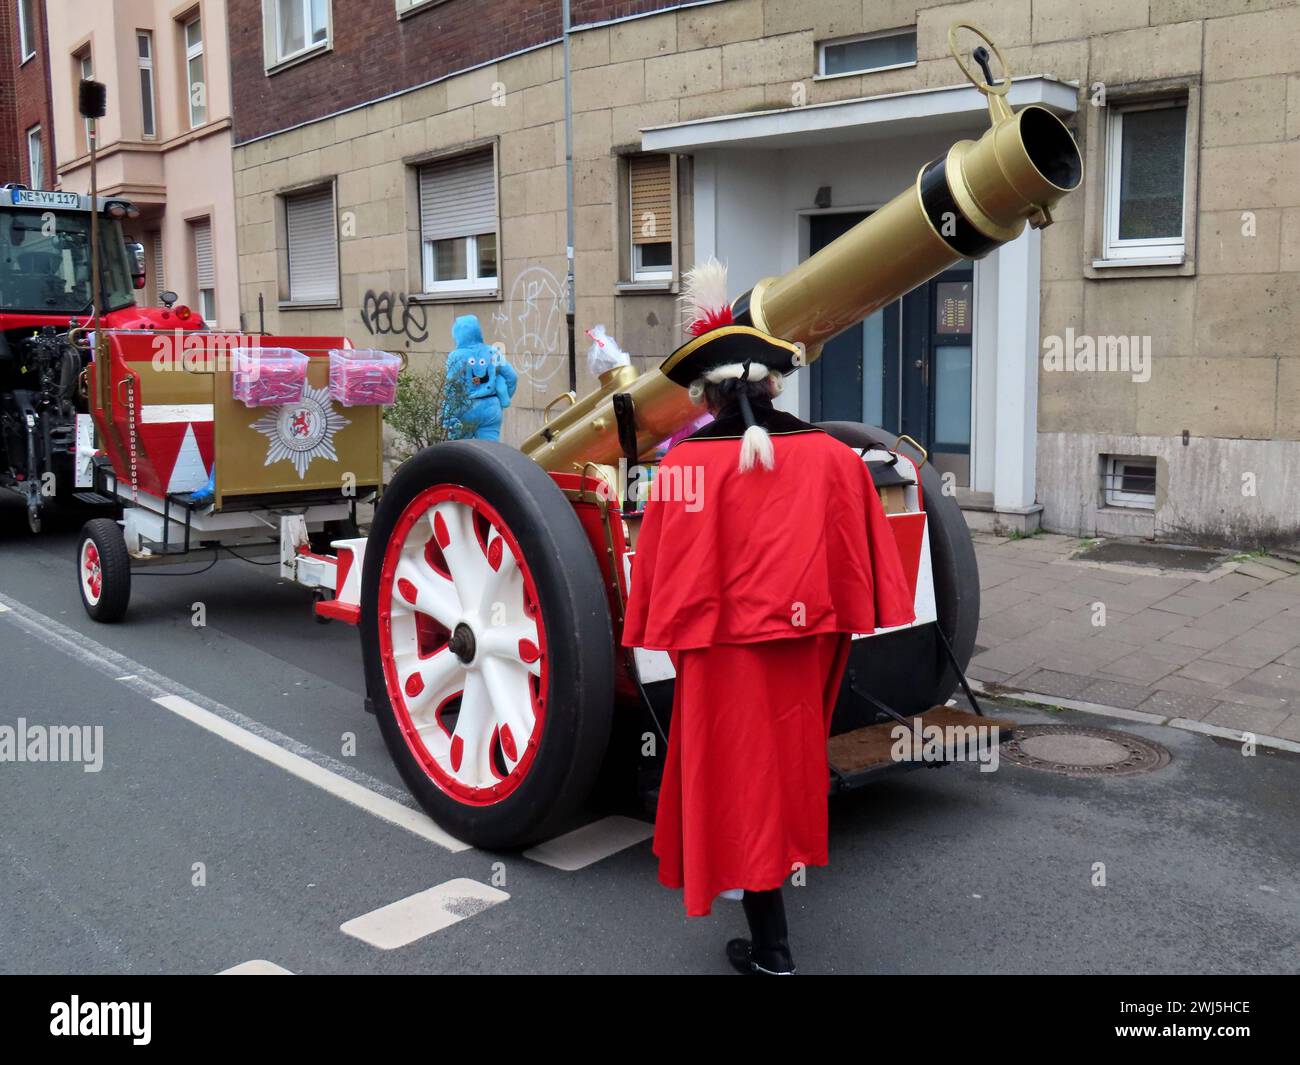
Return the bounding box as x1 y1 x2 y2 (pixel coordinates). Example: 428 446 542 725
622 406 916 915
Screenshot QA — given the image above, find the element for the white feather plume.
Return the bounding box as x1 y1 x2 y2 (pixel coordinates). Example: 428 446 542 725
679 256 732 335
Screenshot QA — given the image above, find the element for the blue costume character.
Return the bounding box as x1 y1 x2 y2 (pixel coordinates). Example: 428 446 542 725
443 314 518 441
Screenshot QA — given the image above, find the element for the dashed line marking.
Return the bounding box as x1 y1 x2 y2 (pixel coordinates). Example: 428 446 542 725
218 960 294 975
0 589 469 852
153 695 468 851
340 879 509 950
523 815 654 871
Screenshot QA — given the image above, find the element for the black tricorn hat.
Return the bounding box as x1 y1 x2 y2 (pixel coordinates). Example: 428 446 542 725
868 459 915 489
659 325 802 388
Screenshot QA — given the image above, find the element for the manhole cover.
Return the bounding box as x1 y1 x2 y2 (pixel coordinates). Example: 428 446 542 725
1002 725 1170 777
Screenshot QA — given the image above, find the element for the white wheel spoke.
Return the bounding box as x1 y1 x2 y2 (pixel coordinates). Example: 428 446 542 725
452 673 496 789
476 540 519 617
478 619 542 677
431 501 490 594
392 555 460 628
480 656 536 772
399 647 465 722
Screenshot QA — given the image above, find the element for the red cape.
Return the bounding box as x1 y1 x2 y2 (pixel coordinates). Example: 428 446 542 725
622 415 916 651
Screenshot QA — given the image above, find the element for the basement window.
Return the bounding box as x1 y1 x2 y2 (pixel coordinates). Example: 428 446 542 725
819 29 917 78
1103 455 1156 509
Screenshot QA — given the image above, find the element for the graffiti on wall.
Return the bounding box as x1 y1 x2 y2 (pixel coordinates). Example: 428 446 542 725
361 290 429 344
490 265 566 388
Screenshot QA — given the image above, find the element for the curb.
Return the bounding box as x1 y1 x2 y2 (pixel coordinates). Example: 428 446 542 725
966 679 1300 756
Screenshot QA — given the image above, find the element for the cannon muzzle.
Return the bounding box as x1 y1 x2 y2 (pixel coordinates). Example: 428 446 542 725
522 23 1082 474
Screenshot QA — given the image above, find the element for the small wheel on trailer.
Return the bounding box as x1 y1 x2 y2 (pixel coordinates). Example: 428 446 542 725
26 503 41 535
77 518 132 623
360 440 615 850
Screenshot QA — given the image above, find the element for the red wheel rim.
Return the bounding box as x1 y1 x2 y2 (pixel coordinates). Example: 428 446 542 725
377 485 548 805
81 539 103 604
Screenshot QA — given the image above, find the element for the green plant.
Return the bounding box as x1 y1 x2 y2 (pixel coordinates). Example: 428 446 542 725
384 357 476 457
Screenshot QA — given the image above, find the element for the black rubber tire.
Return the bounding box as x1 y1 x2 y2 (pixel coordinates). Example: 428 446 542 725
77 518 131 623
816 422 981 716
360 440 615 849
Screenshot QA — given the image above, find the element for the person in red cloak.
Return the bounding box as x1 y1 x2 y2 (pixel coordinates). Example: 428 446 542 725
621 260 917 975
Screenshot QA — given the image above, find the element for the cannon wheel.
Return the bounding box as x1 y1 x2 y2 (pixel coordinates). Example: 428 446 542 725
816 421 981 719
360 440 615 849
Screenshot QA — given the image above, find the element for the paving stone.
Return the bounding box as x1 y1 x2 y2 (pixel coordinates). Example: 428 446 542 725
1105 609 1198 641
1229 663 1300 702
977 586 1038 617
1203 702 1289 734
1160 626 1238 651
1234 561 1289 582
1172 658 1255 688
1149 594 1226 618
1138 689 1222 720
1013 668 1094 698
1204 629 1300 670
1267 714 1300 743
967 663 1013 683
977 610 1046 641
1152 674 1237 700
1175 573 1265 600
1076 678 1156 710
1189 604 1286 636
1255 555 1300 574
1097 652 1183 684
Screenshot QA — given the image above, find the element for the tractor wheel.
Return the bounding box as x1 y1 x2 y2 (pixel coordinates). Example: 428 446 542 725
816 421 980 721
77 518 131 623
360 440 615 849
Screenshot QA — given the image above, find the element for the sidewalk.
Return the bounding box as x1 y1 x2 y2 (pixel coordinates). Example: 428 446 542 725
968 532 1300 746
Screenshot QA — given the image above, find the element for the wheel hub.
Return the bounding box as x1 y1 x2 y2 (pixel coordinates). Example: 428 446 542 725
448 622 477 665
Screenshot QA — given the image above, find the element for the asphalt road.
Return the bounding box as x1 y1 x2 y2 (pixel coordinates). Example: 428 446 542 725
1 498 1297 975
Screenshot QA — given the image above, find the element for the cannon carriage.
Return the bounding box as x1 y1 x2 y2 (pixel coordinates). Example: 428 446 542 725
76 25 1083 851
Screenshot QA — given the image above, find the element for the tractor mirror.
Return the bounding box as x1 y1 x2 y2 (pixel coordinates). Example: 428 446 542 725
160 290 178 308
126 240 146 290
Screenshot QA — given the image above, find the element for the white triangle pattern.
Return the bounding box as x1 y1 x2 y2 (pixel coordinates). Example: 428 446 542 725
167 423 209 494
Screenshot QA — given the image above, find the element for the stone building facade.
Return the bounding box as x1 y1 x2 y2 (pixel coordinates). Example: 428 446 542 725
227 0 1300 545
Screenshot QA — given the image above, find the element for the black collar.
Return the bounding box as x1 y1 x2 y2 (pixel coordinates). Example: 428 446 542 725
682 398 822 442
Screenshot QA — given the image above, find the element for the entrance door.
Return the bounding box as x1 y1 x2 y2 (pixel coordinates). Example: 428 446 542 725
807 212 974 486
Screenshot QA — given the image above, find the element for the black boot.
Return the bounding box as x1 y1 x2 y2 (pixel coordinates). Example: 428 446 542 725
726 888 795 974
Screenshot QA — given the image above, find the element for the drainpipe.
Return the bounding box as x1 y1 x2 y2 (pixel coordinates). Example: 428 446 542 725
562 0 577 393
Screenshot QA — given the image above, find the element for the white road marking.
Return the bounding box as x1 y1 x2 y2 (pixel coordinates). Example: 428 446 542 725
340 879 509 950
523 815 654 871
0 589 469 852
218 960 294 975
153 695 468 851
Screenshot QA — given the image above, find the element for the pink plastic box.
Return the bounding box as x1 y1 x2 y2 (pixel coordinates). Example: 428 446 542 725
231 347 308 407
328 349 401 407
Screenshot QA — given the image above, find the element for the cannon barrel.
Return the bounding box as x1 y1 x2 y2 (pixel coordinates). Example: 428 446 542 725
522 25 1082 474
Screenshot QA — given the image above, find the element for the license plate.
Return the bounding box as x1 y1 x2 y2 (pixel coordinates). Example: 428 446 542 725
10 189 81 209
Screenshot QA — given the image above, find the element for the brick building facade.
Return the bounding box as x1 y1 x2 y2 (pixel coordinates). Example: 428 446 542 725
1 0 57 189
227 0 1300 545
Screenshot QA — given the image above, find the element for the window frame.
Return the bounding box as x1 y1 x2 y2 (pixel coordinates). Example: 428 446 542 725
273 0 331 66
137 31 157 139
1103 455 1157 510
27 126 43 188
817 27 918 79
77 49 94 153
280 183 341 308
1102 99 1189 263
18 0 36 62
396 0 451 18
414 147 500 297
184 14 206 130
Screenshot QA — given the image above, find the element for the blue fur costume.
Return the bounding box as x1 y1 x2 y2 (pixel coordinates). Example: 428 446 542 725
443 314 518 441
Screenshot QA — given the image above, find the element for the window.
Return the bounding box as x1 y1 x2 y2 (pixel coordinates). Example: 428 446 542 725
418 149 498 294
191 218 216 325
285 186 339 303
819 29 917 77
396 0 447 16
18 0 36 61
78 50 94 151
184 15 206 129
137 32 156 138
628 154 673 282
1103 456 1156 509
274 0 329 64
1103 100 1188 262
27 127 42 189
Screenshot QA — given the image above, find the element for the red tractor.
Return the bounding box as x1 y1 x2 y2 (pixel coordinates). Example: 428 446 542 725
0 183 205 532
